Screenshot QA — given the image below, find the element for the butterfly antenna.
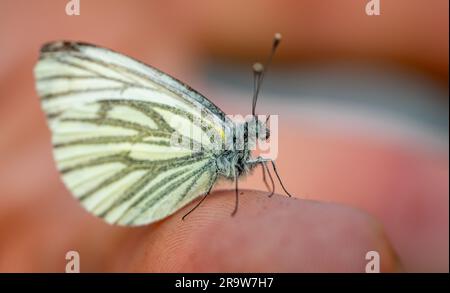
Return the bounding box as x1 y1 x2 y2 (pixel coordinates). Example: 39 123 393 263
251 33 282 116
252 63 263 116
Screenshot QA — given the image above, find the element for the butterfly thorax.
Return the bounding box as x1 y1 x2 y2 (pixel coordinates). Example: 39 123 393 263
215 149 253 179
215 119 268 179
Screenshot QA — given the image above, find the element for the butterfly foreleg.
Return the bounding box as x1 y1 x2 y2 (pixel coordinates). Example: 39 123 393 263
248 157 292 198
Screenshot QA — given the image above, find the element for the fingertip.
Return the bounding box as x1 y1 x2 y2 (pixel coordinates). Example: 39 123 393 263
119 189 401 272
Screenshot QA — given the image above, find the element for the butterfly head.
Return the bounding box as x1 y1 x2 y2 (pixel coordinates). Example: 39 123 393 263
254 115 270 141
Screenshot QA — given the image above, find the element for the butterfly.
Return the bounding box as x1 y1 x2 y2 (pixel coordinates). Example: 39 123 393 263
34 33 291 226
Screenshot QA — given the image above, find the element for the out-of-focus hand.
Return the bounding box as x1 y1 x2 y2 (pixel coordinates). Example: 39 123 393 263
0 0 447 273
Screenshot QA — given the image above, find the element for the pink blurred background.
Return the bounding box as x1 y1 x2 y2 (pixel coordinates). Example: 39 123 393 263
0 0 448 272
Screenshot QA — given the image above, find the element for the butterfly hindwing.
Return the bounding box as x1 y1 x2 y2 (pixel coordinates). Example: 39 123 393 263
34 41 228 225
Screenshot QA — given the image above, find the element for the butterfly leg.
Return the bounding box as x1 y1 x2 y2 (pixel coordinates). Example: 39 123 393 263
248 157 293 198
260 162 270 191
269 160 293 197
260 161 275 197
231 168 239 216
182 172 218 221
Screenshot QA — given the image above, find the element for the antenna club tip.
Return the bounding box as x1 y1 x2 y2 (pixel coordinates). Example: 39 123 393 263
273 33 282 45
274 33 282 41
253 62 264 73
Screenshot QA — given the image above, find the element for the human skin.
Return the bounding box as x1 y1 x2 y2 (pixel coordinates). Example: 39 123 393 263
111 190 401 272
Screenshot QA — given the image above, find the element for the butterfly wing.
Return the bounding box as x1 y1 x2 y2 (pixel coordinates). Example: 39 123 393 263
34 41 228 226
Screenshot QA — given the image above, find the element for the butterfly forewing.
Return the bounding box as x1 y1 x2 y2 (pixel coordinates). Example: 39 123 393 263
34 41 228 225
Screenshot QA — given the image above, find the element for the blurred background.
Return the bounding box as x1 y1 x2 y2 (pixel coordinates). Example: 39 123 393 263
0 0 448 272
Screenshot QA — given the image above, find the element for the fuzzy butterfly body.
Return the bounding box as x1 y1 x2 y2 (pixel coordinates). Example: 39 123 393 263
34 41 274 226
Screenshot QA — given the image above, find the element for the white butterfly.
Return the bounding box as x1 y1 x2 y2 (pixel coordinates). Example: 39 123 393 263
34 34 290 226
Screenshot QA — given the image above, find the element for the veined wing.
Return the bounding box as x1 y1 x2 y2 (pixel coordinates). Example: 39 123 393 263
34 41 228 225
35 41 228 128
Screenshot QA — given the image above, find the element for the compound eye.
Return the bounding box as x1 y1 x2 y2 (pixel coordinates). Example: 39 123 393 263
265 128 271 140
